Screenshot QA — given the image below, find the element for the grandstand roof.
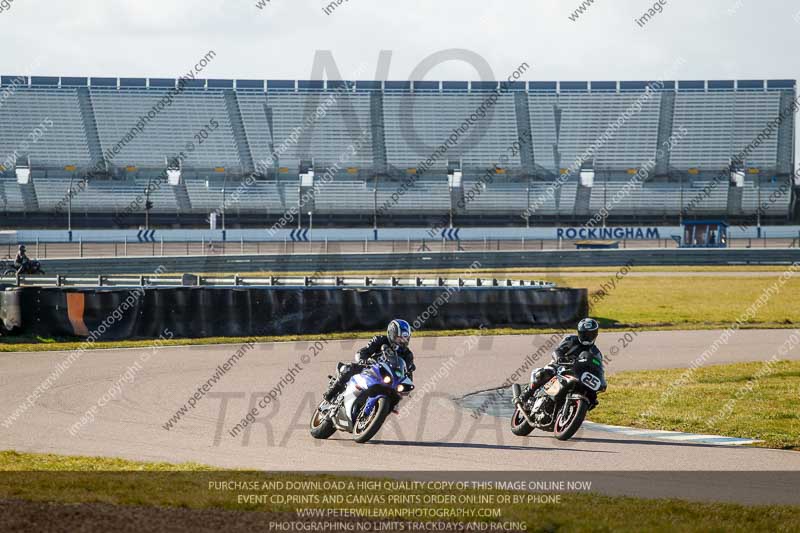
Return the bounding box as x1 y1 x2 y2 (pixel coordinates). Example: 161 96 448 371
0 77 795 93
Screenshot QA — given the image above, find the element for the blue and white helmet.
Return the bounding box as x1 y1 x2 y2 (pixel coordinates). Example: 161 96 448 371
387 319 411 347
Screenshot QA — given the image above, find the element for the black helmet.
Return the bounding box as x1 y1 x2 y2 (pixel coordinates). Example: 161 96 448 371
18 244 25 253
577 318 599 346
387 319 411 347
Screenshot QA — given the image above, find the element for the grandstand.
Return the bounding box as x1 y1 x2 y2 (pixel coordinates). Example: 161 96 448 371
0 76 796 227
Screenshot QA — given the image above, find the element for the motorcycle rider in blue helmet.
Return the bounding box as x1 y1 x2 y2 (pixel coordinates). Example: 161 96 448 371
323 319 416 402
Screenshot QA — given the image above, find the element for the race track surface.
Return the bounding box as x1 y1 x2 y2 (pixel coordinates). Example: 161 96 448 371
2 329 799 503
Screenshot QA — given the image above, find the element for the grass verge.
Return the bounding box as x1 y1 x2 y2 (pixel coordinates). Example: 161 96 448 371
1 450 798 532
594 361 800 450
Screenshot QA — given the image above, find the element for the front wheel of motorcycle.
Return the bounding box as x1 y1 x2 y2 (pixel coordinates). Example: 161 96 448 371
510 406 535 436
352 397 391 443
309 401 336 439
553 398 588 441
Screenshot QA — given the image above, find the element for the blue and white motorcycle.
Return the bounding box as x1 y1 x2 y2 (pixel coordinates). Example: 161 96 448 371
310 348 414 443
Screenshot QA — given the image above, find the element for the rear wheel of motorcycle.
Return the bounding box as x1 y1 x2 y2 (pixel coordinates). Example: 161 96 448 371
309 402 336 439
353 397 390 443
554 398 588 441
510 406 535 436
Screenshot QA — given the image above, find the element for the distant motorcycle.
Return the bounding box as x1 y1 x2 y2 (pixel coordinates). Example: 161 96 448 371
510 351 606 441
310 347 414 443
2 260 44 277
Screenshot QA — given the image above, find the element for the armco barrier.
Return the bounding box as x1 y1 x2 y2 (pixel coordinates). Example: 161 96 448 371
0 285 587 340
32 248 800 276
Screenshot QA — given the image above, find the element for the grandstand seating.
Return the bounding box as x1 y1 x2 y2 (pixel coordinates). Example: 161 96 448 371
90 89 242 169
0 77 795 223
266 93 373 168
670 92 782 170
0 88 92 167
554 92 662 172
741 179 792 215
382 93 520 171
184 178 299 214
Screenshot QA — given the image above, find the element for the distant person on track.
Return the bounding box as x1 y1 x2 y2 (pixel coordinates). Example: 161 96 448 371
514 318 605 408
322 319 416 402
13 244 29 274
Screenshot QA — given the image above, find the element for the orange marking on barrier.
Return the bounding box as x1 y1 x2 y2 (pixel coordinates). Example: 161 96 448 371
66 292 90 337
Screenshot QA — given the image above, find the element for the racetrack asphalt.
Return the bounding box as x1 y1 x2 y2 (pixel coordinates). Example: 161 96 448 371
1 329 799 504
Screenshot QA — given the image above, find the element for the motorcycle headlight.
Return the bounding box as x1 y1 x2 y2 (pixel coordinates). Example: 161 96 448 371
397 385 405 393
383 376 392 384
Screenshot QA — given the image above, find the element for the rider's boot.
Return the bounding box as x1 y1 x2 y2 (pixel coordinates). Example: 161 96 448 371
322 381 338 402
323 374 346 402
515 383 536 405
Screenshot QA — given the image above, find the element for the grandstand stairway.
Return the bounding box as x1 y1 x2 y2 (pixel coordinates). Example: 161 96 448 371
655 92 675 176
369 91 388 174
450 183 464 215
19 182 39 212
574 184 592 215
727 185 744 215
776 91 795 175
513 92 536 174
172 181 192 213
76 88 106 170
223 90 255 174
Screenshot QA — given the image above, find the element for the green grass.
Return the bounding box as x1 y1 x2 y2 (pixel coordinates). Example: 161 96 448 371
1 450 798 532
576 274 799 328
594 360 800 450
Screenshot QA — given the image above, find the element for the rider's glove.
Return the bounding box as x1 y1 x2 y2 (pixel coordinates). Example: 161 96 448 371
408 363 416 373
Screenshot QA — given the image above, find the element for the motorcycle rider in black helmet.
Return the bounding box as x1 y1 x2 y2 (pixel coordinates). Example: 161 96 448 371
514 318 603 407
13 244 29 274
322 319 416 403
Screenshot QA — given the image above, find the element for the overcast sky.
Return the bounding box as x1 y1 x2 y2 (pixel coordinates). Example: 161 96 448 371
1 0 797 83
1 0 798 162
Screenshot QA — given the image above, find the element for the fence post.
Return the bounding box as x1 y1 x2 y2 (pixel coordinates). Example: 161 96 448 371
160 237 164 256
124 236 128 256
79 238 83 258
